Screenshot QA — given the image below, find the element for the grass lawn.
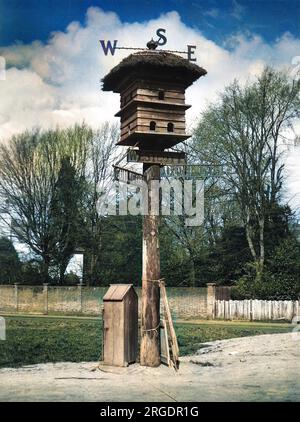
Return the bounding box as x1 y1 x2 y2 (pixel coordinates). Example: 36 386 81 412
0 314 292 367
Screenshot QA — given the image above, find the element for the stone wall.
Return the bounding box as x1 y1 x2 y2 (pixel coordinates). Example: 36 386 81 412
2 284 297 321
0 285 208 320
0 286 16 312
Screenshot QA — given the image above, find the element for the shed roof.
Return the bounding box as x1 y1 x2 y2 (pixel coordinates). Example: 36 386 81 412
102 50 207 92
103 284 135 301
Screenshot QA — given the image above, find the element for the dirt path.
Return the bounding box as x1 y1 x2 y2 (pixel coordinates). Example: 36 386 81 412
0 332 299 402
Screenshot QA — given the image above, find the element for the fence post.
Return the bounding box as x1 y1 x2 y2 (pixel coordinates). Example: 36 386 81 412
206 283 216 319
43 284 49 315
250 299 253 321
78 284 83 314
14 283 19 313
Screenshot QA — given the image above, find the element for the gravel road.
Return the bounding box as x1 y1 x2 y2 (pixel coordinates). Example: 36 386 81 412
0 332 299 402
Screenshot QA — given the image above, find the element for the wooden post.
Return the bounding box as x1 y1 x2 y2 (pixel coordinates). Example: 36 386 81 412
43 283 49 315
140 164 161 367
78 283 83 314
14 283 19 313
206 283 216 319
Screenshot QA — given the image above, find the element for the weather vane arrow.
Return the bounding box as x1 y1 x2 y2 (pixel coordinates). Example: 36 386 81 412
99 28 197 62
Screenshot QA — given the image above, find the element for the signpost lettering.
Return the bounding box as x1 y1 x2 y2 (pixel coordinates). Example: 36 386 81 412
99 28 197 61
127 149 186 165
161 165 223 179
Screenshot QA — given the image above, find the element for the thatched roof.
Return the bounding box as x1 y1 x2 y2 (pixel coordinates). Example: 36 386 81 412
102 50 207 92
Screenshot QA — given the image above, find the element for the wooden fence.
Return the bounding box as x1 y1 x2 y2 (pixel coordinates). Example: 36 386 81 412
215 299 300 321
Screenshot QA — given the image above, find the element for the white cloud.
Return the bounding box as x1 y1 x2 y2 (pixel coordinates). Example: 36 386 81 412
0 7 299 211
0 55 5 80
285 145 300 214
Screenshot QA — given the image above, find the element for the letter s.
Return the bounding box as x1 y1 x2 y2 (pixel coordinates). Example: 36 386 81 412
156 28 167 46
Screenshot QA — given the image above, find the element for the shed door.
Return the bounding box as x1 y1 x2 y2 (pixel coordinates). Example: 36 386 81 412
103 302 124 366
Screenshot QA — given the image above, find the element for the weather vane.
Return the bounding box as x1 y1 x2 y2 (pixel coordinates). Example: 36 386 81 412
99 28 197 62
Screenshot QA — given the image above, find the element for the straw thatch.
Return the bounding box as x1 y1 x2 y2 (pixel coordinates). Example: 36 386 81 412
102 50 207 92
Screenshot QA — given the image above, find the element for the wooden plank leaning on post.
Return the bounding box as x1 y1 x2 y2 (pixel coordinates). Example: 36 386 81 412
160 319 171 367
160 279 180 370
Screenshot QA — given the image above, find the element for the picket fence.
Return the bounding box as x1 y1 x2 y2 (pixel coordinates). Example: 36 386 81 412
215 299 300 321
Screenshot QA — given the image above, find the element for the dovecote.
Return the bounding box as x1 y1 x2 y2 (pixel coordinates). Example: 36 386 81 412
102 51 207 149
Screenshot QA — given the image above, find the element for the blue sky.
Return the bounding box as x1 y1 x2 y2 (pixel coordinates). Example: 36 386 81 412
0 0 299 46
0 1 300 211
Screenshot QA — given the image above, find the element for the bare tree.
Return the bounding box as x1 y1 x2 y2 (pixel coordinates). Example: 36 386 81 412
83 122 120 285
193 67 300 281
0 124 92 281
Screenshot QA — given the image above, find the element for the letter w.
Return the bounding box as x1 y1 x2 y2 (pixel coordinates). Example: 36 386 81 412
100 40 118 56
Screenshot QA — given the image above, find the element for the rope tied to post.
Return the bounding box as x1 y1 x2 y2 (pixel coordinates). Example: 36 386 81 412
145 278 165 286
141 322 160 334
141 278 165 333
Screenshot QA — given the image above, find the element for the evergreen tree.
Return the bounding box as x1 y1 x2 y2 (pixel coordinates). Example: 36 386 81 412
0 237 21 284
50 157 85 283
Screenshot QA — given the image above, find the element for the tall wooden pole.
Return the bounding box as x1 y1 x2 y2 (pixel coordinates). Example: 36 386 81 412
140 164 161 367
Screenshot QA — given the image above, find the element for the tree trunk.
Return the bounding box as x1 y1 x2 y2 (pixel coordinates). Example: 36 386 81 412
59 260 68 284
258 216 265 282
42 256 50 284
245 216 265 283
245 223 257 261
189 255 196 287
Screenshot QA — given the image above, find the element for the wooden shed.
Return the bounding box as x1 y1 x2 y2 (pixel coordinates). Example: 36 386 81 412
103 284 138 367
